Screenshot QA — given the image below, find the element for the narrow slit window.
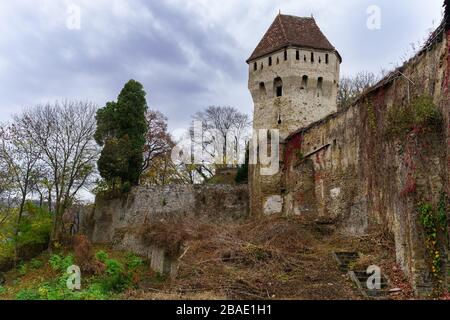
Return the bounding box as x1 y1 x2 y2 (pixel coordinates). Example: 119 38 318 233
325 54 329 64
254 62 257 71
269 57 272 66
302 75 308 88
296 50 300 60
261 63 264 70
311 52 314 63
284 50 288 61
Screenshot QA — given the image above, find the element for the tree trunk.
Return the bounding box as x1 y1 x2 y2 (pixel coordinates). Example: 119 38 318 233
13 196 27 266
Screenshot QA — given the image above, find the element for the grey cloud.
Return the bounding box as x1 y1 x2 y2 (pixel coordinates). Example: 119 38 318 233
0 0 444 131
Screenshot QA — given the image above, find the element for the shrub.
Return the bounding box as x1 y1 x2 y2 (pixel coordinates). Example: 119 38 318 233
73 235 104 275
16 288 41 300
95 251 131 293
29 258 44 270
386 95 443 138
140 221 189 257
49 254 74 272
18 263 27 276
126 253 144 270
235 146 249 184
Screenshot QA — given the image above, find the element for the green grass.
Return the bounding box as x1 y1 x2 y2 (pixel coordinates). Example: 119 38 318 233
0 248 152 301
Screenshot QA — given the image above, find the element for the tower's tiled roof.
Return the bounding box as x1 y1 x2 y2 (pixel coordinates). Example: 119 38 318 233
247 14 340 62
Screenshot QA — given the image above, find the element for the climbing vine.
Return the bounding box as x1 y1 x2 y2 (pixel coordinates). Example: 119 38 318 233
366 102 377 132
418 193 448 293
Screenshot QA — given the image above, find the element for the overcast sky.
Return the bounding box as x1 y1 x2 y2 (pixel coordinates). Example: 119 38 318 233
0 0 444 134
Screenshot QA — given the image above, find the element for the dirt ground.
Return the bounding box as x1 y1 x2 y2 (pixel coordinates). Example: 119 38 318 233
123 215 416 300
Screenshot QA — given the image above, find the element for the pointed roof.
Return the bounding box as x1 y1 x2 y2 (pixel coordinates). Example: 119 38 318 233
247 14 341 63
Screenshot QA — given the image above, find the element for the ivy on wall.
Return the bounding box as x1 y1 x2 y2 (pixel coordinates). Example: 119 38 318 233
418 193 448 294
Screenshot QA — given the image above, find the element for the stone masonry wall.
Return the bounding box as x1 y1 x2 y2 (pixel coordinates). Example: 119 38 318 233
85 185 249 244
83 184 249 275
283 25 449 295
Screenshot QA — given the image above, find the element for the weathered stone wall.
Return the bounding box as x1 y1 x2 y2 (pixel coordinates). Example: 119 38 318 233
83 184 248 275
248 39 341 217
282 26 449 295
85 184 249 244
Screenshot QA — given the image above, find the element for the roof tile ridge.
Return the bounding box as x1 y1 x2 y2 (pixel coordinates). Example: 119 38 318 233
277 13 289 45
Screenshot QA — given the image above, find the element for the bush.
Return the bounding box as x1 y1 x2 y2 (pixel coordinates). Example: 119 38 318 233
29 258 44 270
73 235 104 275
49 254 74 272
386 95 443 138
16 288 41 300
235 146 249 184
140 221 189 257
95 251 131 293
126 253 144 270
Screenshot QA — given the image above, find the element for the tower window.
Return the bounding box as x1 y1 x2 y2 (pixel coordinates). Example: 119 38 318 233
311 52 314 63
319 57 322 63
318 77 323 90
274 77 283 97
284 50 288 61
269 57 272 66
302 75 308 88
261 63 264 70
304 55 307 62
254 62 257 71
277 57 280 65
259 82 266 96
325 54 329 64
278 114 282 125
276 86 283 97
296 50 300 60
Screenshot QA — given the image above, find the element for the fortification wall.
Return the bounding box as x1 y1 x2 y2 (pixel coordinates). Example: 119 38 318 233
283 26 449 294
84 185 249 244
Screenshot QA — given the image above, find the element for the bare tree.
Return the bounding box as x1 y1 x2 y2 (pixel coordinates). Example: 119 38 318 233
190 106 251 181
0 158 16 227
0 122 41 257
338 71 379 109
142 110 174 172
15 101 99 240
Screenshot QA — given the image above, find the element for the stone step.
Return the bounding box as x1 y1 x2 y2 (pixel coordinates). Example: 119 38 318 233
348 270 391 299
332 252 360 272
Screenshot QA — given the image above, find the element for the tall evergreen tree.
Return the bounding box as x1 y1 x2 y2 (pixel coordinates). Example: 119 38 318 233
95 80 148 187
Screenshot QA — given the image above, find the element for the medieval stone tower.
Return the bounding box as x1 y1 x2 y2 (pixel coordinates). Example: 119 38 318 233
248 14 341 216
248 14 341 140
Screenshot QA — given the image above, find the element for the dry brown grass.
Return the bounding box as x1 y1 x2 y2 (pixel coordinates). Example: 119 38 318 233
135 215 362 300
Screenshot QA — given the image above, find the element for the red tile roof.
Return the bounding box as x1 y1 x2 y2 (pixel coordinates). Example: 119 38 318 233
247 14 341 63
